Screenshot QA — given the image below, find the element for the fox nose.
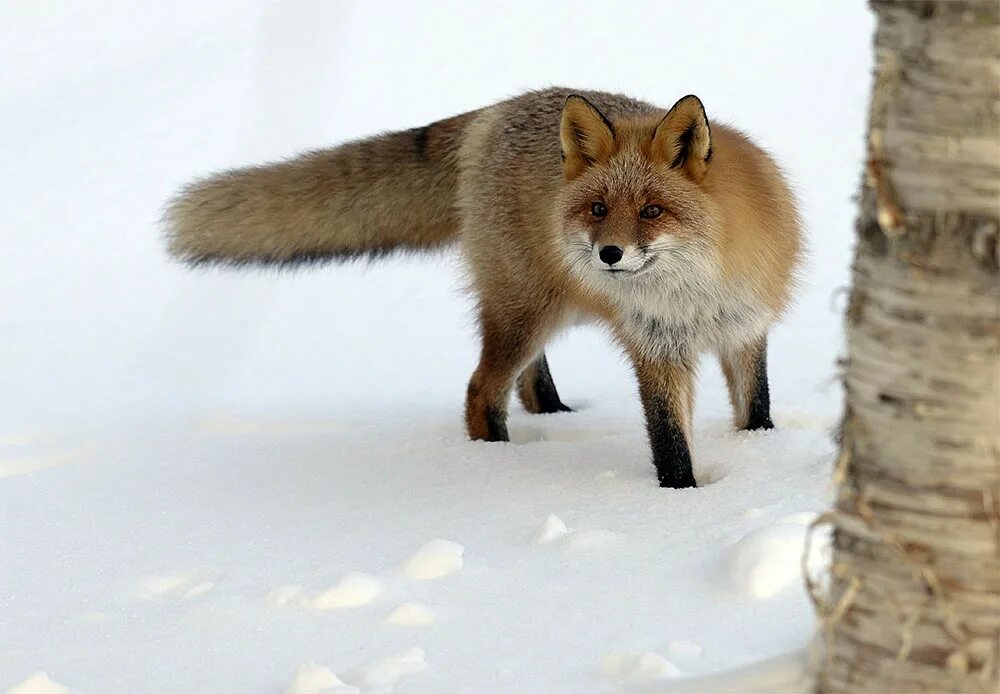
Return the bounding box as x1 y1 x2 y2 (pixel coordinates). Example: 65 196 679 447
598 245 624 266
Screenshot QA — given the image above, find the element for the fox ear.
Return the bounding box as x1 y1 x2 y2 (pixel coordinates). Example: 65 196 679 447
652 95 712 182
560 95 615 180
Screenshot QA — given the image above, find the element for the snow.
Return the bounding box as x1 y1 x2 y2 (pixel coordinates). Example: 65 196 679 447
401 540 465 581
600 651 681 682
535 514 569 544
137 570 216 601
724 511 831 602
665 640 704 661
0 1 873 692
653 650 810 694
386 603 436 628
339 648 428 692
4 674 72 694
728 522 819 600
284 662 359 694
267 585 307 608
535 514 618 551
306 572 384 611
281 651 429 694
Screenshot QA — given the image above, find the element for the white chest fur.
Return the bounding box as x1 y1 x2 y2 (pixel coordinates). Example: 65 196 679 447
608 260 775 362
619 287 773 361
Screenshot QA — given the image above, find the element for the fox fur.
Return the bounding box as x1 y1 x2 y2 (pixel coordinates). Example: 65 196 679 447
165 87 803 488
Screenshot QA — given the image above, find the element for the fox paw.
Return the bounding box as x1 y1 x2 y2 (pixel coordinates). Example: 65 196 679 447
744 416 774 431
658 472 698 489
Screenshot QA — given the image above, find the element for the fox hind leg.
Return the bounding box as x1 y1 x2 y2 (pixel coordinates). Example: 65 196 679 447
517 353 572 414
466 304 560 442
719 336 773 431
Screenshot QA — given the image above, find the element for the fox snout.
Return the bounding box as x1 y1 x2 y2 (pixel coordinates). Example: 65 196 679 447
590 241 650 273
598 245 623 265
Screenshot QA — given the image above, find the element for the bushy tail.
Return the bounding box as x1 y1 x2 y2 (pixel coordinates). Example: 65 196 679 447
164 111 477 266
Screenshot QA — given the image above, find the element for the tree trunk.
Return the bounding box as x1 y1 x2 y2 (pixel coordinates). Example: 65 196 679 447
814 1 1000 693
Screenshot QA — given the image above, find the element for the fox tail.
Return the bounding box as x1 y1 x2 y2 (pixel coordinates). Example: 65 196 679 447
164 111 476 266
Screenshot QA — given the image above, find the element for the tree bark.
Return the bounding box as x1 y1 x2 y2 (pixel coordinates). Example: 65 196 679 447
814 1 1000 693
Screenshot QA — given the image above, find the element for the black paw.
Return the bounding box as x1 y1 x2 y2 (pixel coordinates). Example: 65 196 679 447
537 400 573 414
658 472 698 489
484 407 509 441
744 416 774 431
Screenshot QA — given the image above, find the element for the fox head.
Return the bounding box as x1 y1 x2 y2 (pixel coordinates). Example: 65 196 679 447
556 94 722 290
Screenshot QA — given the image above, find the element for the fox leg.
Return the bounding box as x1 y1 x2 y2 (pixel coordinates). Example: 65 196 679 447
629 352 698 489
466 306 558 442
516 353 572 414
719 336 773 431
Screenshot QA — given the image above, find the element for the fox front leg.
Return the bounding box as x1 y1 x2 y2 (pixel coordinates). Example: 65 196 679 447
630 355 698 489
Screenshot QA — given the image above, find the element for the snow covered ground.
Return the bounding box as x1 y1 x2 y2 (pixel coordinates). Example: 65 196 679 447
1 2 873 692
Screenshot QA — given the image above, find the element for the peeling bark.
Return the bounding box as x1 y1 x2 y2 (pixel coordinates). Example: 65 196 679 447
814 1 1000 692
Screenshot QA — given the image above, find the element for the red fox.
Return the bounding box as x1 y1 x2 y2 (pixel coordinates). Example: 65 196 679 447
165 88 802 488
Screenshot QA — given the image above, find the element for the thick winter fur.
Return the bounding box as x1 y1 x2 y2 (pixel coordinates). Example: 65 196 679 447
165 88 803 487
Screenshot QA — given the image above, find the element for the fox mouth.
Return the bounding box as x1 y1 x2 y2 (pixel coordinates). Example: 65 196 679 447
603 254 657 276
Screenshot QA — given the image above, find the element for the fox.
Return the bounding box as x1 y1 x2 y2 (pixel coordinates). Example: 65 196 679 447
165 87 802 488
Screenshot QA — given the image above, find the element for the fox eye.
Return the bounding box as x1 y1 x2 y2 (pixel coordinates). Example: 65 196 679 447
640 204 663 220
591 202 607 218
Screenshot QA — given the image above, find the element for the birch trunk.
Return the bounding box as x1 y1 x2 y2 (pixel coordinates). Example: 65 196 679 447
814 1 1000 692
